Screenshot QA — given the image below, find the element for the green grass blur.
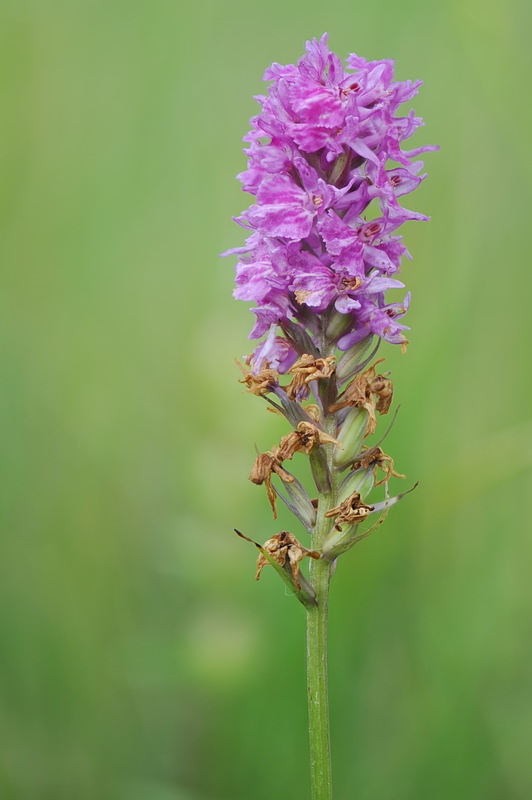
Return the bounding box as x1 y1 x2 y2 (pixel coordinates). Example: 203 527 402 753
1 1 531 798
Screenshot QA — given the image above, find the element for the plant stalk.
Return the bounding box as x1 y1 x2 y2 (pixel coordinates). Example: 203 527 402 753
307 556 333 800
307 401 338 800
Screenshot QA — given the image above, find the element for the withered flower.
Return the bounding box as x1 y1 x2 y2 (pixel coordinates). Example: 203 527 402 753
352 446 405 487
275 421 341 461
249 452 294 518
251 422 340 517
370 372 394 415
255 531 320 589
324 492 374 530
304 404 321 423
236 360 279 396
286 354 336 400
329 358 393 435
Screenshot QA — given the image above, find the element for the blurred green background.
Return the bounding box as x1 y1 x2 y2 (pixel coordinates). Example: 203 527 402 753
1 0 531 798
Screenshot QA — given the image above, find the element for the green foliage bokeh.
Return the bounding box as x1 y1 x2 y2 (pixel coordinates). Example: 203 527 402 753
1 1 531 798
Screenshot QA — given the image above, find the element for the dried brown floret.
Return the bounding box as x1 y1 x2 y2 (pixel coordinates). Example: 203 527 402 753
249 452 294 519
329 358 393 435
275 421 341 461
352 446 405 487
251 422 340 518
324 492 374 530
304 404 321 423
255 531 320 589
369 373 394 415
236 360 279 396
286 354 336 400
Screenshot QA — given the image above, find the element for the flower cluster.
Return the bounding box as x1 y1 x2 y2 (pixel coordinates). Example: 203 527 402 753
223 34 437 372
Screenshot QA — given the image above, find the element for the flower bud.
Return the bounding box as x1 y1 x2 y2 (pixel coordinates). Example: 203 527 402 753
325 311 352 342
333 407 367 468
336 337 376 385
337 467 375 504
321 525 352 558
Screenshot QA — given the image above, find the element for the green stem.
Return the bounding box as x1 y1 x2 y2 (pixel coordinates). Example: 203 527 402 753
307 556 333 800
307 404 338 800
